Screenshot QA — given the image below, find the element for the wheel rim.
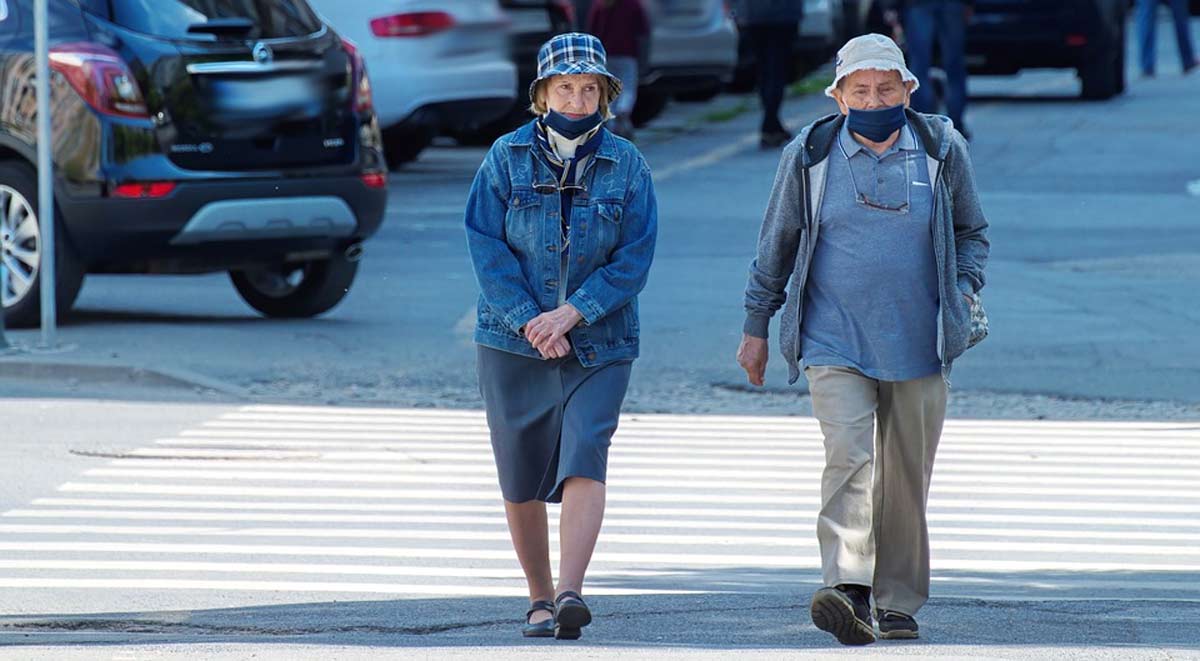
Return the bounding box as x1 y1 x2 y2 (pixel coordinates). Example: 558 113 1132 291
243 263 312 299
0 184 40 309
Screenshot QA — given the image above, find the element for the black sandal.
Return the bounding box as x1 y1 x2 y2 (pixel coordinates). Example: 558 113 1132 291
553 590 591 640
522 599 555 638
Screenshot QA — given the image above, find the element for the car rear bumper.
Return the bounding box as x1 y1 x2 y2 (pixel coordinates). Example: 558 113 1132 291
59 175 387 272
647 22 738 88
372 62 517 128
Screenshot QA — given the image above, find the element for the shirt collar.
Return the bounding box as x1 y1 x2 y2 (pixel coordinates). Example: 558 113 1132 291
839 119 918 158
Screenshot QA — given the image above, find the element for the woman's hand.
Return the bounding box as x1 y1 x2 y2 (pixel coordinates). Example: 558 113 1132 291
524 304 583 358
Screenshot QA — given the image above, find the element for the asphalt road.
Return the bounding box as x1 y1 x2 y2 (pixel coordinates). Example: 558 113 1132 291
3 29 1200 419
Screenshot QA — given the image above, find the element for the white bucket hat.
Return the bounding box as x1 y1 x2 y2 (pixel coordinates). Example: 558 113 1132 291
824 33 920 98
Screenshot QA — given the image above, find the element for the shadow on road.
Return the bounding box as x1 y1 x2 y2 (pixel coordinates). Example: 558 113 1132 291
1 568 1196 650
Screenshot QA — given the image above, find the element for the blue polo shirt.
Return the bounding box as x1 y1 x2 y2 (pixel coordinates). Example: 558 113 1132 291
799 121 941 382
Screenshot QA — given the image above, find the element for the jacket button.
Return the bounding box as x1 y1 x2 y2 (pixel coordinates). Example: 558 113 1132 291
587 353 596 361
548 245 557 252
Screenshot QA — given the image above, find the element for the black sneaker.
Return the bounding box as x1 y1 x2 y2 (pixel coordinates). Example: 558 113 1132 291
876 609 919 639
810 585 875 646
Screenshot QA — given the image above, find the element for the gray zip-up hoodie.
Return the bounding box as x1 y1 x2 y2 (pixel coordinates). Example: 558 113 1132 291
743 110 989 385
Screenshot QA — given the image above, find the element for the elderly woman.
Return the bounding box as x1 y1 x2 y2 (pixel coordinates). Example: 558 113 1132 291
464 33 657 640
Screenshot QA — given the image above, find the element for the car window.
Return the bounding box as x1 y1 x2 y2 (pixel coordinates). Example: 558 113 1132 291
109 0 323 40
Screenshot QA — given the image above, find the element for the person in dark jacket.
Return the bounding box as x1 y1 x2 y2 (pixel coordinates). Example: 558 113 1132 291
588 0 651 139
731 0 804 148
882 0 974 139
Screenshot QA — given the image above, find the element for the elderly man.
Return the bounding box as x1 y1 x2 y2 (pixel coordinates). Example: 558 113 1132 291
737 34 989 645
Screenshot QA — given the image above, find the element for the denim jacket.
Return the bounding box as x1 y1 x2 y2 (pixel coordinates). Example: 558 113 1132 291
465 120 658 368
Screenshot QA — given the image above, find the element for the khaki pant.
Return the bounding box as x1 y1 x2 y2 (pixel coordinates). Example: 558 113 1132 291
804 365 948 616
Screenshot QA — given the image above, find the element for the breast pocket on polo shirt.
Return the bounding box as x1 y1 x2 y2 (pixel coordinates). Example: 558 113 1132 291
504 187 541 241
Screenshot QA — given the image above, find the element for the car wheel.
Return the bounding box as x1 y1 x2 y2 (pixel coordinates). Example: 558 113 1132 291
0 160 86 328
1079 15 1124 100
631 88 668 128
675 85 722 103
230 255 358 319
382 126 433 168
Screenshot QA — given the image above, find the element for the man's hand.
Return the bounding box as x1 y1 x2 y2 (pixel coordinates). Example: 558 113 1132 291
883 9 900 26
736 334 769 387
524 304 583 359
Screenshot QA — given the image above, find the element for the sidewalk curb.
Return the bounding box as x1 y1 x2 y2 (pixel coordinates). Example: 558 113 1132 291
0 357 250 399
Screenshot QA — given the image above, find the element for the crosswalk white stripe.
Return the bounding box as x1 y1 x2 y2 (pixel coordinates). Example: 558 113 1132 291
97 457 1200 487
221 409 1197 432
0 577 699 596
76 467 1200 500
4 541 1200 572
235 404 1195 429
6 515 1200 543
16 503 1200 529
190 423 1200 448
154 437 1200 466
120 448 1200 478
199 422 1200 441
55 482 1200 512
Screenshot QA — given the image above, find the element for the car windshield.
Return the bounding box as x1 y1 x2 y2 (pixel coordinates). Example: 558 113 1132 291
111 0 322 41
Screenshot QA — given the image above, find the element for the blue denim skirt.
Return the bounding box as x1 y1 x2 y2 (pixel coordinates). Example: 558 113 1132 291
476 345 633 503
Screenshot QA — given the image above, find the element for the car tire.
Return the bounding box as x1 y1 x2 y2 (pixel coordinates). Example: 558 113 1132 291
0 160 86 328
230 255 358 319
675 85 722 103
382 126 433 168
1079 15 1124 100
631 88 668 128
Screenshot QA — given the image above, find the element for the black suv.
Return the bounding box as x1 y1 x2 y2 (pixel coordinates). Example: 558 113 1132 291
0 0 388 327
851 0 1128 100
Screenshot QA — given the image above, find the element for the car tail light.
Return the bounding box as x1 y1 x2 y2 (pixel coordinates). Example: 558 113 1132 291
341 38 373 112
48 43 149 119
370 12 456 37
360 172 387 189
112 181 176 198
1065 34 1088 47
552 0 577 28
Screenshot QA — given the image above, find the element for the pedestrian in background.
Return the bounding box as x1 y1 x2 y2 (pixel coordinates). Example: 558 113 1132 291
1135 0 1197 76
464 32 657 641
731 0 804 148
737 33 989 645
883 0 973 139
587 0 651 139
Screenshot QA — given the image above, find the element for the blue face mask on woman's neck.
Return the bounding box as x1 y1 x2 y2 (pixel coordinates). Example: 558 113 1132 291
846 104 907 143
543 109 603 140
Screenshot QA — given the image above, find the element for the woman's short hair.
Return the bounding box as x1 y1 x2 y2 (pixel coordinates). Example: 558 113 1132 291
528 75 618 120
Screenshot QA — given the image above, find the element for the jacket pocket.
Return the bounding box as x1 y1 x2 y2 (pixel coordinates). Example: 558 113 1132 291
504 187 540 241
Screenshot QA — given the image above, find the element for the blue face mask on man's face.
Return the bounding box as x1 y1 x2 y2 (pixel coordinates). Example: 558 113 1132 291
543 109 603 140
846 103 907 143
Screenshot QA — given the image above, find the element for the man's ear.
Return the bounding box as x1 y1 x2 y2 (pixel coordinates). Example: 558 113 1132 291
832 90 850 115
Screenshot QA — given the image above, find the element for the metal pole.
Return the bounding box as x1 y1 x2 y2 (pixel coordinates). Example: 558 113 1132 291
0 259 9 350
35 0 57 348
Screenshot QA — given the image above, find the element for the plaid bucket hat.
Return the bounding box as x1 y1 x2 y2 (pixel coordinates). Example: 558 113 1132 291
529 32 623 104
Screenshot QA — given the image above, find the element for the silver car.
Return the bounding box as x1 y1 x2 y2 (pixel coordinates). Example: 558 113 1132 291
310 1 517 165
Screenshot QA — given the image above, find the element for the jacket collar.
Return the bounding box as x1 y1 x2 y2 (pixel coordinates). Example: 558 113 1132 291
509 118 620 163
